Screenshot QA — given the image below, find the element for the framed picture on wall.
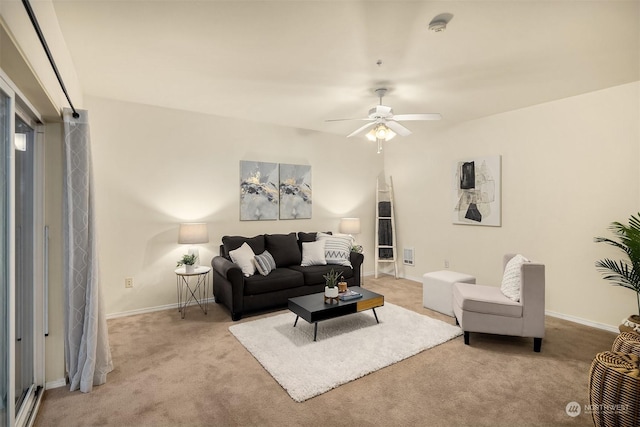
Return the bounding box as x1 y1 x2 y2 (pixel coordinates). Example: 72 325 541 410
452 155 501 226
279 163 312 219
239 161 279 220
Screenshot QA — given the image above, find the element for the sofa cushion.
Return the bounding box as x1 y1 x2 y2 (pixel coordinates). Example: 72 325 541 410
297 231 331 253
298 231 319 243
317 232 353 268
301 240 327 267
222 235 265 259
254 250 276 276
501 254 529 302
229 242 256 277
265 232 301 267
453 282 523 318
289 265 353 286
243 268 304 295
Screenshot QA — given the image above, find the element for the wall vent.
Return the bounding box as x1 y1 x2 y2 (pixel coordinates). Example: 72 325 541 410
403 248 414 266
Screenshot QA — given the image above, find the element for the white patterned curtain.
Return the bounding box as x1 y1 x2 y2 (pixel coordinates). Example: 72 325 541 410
63 108 113 392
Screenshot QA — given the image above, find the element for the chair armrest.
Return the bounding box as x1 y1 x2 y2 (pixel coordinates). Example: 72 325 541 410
521 262 545 338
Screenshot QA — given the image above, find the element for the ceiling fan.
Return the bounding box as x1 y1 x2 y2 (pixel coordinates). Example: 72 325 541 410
327 88 441 153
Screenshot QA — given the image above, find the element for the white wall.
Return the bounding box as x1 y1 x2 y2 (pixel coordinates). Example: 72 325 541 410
84 95 384 315
385 82 640 329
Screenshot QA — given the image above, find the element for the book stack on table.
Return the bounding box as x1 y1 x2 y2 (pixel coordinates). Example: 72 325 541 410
339 289 362 301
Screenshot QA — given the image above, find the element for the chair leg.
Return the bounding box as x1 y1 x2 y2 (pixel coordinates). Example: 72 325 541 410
533 337 542 352
463 331 470 345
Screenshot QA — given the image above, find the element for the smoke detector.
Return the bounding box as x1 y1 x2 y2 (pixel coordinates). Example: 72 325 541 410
428 20 447 32
428 13 454 33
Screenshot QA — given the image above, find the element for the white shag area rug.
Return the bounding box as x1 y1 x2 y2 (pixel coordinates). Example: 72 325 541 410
229 302 462 402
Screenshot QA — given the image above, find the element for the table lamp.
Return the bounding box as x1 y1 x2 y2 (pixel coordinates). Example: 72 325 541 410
339 217 362 251
178 223 209 267
339 217 361 237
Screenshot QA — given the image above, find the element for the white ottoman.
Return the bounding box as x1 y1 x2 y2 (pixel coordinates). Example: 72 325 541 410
423 270 476 317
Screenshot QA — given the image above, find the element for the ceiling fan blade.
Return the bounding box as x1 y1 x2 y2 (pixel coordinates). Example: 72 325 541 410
386 120 412 136
347 121 376 138
325 117 372 122
392 113 442 121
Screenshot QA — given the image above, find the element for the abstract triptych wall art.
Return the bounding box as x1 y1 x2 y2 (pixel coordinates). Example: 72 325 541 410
239 161 312 221
452 155 501 226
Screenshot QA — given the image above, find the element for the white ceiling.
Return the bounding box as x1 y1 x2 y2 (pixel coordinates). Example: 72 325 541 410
52 0 639 137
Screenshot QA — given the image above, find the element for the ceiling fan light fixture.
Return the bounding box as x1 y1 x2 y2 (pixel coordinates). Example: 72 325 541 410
367 124 396 142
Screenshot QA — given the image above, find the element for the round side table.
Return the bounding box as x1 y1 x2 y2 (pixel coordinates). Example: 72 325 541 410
174 266 211 319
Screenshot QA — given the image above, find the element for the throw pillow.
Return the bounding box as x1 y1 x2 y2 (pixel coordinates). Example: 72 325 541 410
254 250 276 276
317 232 353 268
501 254 529 302
265 233 302 267
229 242 257 277
221 235 265 260
301 240 327 267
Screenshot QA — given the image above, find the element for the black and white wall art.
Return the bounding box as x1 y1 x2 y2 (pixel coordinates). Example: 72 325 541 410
452 155 501 226
240 161 279 220
279 163 312 219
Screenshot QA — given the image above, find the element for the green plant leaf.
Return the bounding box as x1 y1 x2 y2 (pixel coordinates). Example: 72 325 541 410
595 212 640 315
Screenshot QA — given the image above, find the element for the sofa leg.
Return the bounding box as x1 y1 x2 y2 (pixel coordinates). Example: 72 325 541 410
232 313 242 321
463 331 470 345
533 337 542 352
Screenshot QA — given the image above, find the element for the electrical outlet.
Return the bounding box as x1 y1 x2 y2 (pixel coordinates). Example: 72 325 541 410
125 277 134 288
444 259 450 269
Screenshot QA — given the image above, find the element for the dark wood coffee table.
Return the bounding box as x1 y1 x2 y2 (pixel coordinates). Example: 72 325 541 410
287 286 384 341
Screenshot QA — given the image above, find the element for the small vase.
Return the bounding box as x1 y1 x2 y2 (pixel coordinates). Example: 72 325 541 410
184 265 195 274
324 286 339 298
619 315 640 333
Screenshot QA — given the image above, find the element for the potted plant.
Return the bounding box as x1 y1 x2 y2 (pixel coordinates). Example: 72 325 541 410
594 212 640 333
323 268 342 299
177 253 198 273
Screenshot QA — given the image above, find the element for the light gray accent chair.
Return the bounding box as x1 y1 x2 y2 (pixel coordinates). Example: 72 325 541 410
452 254 545 352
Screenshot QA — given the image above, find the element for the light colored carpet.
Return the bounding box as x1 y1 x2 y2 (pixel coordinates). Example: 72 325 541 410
229 302 462 402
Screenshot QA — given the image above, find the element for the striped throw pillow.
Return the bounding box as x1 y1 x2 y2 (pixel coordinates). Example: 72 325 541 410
317 232 353 268
254 250 276 276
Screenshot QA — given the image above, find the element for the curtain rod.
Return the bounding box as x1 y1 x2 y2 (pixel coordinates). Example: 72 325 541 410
22 0 80 119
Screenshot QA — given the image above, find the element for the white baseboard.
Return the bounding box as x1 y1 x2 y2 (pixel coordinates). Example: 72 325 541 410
377 273 620 333
545 310 618 333
45 378 66 390
105 280 620 334
106 297 216 320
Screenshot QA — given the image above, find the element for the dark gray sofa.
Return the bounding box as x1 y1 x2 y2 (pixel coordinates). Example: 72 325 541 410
211 232 364 320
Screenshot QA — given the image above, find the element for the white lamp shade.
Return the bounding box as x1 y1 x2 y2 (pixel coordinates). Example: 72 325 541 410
178 223 209 244
339 218 361 235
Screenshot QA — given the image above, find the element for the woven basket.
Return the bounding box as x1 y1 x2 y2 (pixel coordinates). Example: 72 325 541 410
612 332 640 357
588 351 640 427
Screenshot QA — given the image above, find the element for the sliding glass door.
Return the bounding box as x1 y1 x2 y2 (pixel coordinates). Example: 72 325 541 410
0 73 45 427
0 74 12 427
14 116 35 423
